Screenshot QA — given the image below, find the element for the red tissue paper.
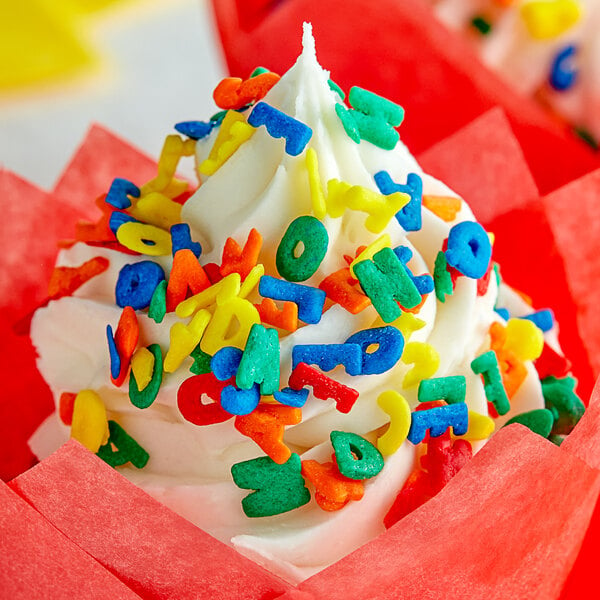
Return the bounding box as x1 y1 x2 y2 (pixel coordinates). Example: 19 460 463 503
2 114 600 598
209 0 600 196
0 477 142 599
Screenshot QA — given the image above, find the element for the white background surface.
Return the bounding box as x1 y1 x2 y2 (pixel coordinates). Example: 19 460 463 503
0 0 225 189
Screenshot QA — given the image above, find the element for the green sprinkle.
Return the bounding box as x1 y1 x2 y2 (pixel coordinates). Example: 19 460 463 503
210 109 228 124
250 66 270 77
503 409 554 438
471 351 510 415
129 344 163 409
418 376 466 405
148 280 167 323
236 323 280 395
97 421 149 469
330 430 384 480
335 103 361 143
433 251 453 303
190 345 213 375
328 79 345 100
276 215 328 282
354 247 422 323
541 375 585 435
346 86 404 150
471 15 492 35
231 453 311 518
548 434 565 446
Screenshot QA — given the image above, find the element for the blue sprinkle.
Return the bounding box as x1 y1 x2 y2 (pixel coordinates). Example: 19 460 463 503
393 246 434 295
274 387 309 408
494 307 510 321
522 309 554 332
374 171 422 232
248 102 312 156
106 325 121 380
259 275 326 324
445 221 491 279
221 384 260 415
109 211 137 235
170 223 202 257
345 326 404 375
549 45 578 92
211 347 243 381
174 120 216 140
407 402 469 444
105 178 140 209
115 261 165 310
292 344 362 376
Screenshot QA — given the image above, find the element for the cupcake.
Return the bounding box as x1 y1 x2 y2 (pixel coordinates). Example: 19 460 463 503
28 23 584 584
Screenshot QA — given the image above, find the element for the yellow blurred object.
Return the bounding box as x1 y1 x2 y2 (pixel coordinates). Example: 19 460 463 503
521 0 582 40
0 0 135 91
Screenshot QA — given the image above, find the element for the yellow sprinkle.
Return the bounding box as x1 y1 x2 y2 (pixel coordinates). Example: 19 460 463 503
142 134 194 197
376 390 411 456
306 148 327 220
504 318 544 362
239 264 265 299
128 191 182 230
116 221 172 256
326 179 409 233
349 233 391 278
401 342 440 389
70 390 109 453
130 347 155 391
200 296 260 355
199 111 255 176
176 273 241 318
521 0 581 40
164 310 211 373
373 311 426 342
460 411 496 441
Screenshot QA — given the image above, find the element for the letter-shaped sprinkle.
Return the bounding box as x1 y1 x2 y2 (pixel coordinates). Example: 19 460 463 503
236 323 280 395
407 402 469 444
471 351 510 416
231 453 311 518
330 430 384 480
248 102 312 156
354 247 422 323
374 171 423 231
445 221 492 280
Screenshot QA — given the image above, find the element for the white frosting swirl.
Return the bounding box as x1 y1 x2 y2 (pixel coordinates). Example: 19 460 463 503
30 24 546 584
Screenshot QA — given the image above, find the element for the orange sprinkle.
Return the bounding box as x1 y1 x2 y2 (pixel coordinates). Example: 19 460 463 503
48 256 109 299
301 459 364 511
112 306 139 387
166 249 211 312
234 404 301 464
422 195 462 222
220 228 263 280
488 322 527 399
319 267 371 314
255 298 298 332
213 72 281 110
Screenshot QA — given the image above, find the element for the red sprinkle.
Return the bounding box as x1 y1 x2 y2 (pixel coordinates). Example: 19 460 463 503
177 373 234 426
288 362 359 414
535 342 572 379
